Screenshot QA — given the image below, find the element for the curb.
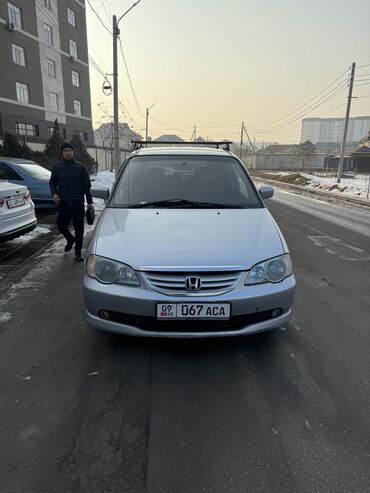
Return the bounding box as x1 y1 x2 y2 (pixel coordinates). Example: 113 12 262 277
252 176 370 208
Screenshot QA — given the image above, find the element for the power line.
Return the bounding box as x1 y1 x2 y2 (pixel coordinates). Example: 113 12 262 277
88 45 144 133
196 123 240 129
264 81 349 131
150 116 194 131
119 102 142 130
100 0 111 25
118 38 144 128
106 0 113 16
88 43 143 126
86 0 112 35
89 56 107 77
88 43 110 73
261 67 350 128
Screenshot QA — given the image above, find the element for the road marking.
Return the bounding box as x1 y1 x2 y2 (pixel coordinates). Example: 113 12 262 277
308 236 370 261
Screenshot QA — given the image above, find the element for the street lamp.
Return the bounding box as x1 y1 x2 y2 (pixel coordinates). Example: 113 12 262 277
145 102 156 142
113 1 141 178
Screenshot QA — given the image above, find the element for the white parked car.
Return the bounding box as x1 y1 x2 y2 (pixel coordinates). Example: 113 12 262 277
0 180 37 243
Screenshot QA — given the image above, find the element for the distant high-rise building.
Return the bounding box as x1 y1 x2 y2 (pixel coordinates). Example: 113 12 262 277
301 117 370 144
0 0 93 150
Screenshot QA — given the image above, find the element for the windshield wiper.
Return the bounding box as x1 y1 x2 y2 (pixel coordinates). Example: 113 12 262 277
129 199 241 209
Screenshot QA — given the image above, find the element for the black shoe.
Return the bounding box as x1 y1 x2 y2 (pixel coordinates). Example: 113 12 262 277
75 251 84 262
64 237 75 252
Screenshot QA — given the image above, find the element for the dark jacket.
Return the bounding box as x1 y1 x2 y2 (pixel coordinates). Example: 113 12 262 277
49 159 93 205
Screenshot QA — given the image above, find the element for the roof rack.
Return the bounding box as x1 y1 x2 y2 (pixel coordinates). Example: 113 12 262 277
131 140 233 152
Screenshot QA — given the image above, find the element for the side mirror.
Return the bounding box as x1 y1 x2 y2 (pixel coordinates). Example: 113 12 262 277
91 187 110 200
259 185 274 200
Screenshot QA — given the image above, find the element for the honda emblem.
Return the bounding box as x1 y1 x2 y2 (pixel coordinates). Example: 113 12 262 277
185 276 202 291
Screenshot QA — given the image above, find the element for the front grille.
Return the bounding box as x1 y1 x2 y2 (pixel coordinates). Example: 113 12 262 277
141 271 243 296
99 309 276 332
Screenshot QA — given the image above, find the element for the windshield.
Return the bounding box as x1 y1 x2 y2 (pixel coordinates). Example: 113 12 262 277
110 155 262 208
15 163 51 180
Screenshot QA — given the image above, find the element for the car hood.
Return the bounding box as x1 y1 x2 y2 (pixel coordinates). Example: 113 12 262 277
93 208 285 271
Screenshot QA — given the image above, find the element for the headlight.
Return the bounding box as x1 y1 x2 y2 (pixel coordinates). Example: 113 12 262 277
86 255 141 286
245 254 292 285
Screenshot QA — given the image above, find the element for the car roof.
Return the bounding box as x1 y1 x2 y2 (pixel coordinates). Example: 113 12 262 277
129 146 236 158
0 157 38 165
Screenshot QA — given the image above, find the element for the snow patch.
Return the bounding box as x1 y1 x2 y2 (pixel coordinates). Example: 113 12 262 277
0 312 12 323
9 226 51 245
302 173 370 200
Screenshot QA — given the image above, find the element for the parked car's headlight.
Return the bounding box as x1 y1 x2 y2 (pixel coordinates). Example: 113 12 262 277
86 255 141 286
245 254 292 285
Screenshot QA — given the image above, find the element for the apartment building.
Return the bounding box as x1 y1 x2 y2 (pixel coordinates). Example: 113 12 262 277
0 0 93 150
301 116 370 144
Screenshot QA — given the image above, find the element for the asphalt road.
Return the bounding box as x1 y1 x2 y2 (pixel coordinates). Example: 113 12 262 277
0 191 369 493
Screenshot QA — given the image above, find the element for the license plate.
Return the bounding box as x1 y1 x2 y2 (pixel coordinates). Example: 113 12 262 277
157 303 230 320
7 197 25 208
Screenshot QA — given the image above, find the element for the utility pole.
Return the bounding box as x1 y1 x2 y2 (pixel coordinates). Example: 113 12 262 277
243 125 255 169
112 2 141 178
240 122 244 159
145 108 149 142
253 137 256 169
145 103 157 143
113 15 120 177
337 62 356 183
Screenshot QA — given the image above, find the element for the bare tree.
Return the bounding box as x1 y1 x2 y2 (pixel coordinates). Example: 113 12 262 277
296 140 316 169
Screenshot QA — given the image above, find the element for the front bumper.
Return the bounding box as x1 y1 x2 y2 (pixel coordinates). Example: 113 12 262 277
83 274 295 338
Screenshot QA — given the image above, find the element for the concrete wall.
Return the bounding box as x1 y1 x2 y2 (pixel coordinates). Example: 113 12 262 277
245 153 326 170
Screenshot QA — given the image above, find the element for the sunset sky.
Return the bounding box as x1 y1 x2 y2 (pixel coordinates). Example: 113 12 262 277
86 0 370 143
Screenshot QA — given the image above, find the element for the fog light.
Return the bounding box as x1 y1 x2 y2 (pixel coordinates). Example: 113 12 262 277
271 308 282 318
99 310 110 320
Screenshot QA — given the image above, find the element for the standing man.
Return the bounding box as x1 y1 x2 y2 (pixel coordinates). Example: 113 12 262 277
49 142 94 262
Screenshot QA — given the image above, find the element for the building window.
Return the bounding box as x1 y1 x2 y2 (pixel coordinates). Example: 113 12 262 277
15 122 39 136
44 0 51 9
12 43 26 67
71 70 80 87
69 39 78 59
49 92 59 111
44 23 53 46
73 100 82 116
7 2 22 29
47 58 56 78
67 8 76 27
73 130 88 142
16 82 29 103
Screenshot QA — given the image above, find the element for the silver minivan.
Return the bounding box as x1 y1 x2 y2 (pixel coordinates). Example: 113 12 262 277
84 145 295 338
